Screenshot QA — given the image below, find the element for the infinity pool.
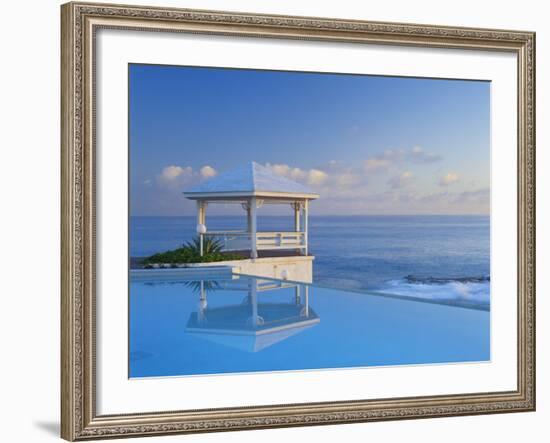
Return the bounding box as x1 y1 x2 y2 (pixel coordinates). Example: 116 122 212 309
129 272 490 378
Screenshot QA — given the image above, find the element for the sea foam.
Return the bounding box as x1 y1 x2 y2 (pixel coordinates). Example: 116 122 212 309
379 276 490 310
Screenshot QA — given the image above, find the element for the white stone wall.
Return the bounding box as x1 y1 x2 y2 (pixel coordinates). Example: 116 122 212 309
186 256 314 283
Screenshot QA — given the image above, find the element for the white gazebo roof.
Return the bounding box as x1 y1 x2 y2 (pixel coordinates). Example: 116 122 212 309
183 161 319 200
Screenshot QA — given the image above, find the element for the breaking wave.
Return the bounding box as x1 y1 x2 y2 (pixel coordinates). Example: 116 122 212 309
378 275 490 310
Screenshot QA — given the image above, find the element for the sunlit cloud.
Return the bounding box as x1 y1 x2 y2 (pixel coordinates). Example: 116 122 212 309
265 163 331 187
364 146 441 173
308 169 329 186
438 172 460 187
149 160 486 216
156 164 217 190
200 165 217 178
160 165 190 180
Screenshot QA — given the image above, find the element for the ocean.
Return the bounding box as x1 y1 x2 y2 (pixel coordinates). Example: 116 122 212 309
130 215 490 310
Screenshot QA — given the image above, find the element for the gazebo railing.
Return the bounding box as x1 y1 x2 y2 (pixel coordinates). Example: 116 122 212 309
204 231 306 252
204 231 250 252
256 232 306 250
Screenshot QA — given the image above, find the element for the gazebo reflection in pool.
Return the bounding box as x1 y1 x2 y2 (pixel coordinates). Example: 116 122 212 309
185 276 320 353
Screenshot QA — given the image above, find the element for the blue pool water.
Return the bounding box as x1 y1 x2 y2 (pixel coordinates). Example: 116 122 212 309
130 215 490 310
130 273 490 378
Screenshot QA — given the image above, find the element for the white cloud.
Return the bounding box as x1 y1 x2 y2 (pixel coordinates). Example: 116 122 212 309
364 146 441 173
268 163 314 182
148 161 487 215
308 168 329 186
290 168 308 182
266 162 360 191
157 165 194 189
270 163 291 177
156 164 217 190
160 165 191 180
200 165 217 178
333 172 361 188
438 172 460 187
364 158 391 172
266 164 318 185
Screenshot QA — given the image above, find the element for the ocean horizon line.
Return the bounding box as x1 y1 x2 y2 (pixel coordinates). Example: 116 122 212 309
131 213 490 218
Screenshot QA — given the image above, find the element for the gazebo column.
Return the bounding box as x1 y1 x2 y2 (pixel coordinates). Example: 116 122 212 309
198 280 207 322
250 278 258 325
291 201 302 255
303 200 309 256
197 201 207 256
246 204 252 233
197 201 207 225
250 197 258 259
293 202 301 232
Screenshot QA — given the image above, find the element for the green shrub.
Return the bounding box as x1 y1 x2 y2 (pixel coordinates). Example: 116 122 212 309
143 236 244 265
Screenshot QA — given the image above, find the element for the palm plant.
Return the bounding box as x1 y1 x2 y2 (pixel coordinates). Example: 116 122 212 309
183 236 223 255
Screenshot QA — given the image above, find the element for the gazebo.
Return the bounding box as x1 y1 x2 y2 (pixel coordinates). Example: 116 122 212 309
183 162 319 259
185 276 319 353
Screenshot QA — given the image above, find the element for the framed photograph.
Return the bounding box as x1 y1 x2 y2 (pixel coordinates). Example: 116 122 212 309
61 2 536 440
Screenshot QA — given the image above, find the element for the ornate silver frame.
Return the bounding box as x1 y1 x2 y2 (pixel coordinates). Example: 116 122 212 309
61 2 536 440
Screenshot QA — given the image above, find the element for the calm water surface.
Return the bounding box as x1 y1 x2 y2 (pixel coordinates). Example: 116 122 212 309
130 274 490 378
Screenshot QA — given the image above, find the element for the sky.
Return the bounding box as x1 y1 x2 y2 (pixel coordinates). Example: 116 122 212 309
129 64 490 216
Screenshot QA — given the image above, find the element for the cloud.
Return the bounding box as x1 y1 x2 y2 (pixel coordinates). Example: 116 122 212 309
157 165 193 187
438 172 460 187
409 146 441 163
160 165 190 180
417 187 489 207
265 162 368 197
363 150 400 173
266 147 439 196
200 165 217 178
364 157 392 172
267 164 308 182
388 171 414 189
333 172 362 189
364 146 441 173
265 163 330 187
308 169 329 185
156 164 217 190
269 163 291 177
145 162 488 216
453 188 489 203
